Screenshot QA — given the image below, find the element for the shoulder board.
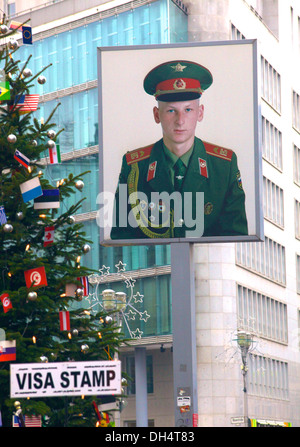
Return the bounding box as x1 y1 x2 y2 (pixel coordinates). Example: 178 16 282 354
203 141 233 161
125 144 154 165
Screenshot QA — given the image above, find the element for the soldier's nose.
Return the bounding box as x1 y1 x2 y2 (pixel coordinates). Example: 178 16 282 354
175 112 184 124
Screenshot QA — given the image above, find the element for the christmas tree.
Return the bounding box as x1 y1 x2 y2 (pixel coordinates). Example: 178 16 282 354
0 19 123 427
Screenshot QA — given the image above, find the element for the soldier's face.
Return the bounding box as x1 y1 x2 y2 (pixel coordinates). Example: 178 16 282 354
153 99 204 152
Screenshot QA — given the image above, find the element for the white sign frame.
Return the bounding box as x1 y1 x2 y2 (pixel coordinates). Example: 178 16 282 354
97 40 263 245
10 360 121 398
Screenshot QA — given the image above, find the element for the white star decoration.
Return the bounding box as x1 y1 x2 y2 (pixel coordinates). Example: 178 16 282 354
99 265 110 276
125 277 136 289
133 292 144 303
140 311 150 322
125 309 136 320
131 328 143 339
86 263 150 340
115 261 126 272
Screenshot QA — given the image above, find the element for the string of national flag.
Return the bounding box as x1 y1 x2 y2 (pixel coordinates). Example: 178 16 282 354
1 19 91 365
0 273 90 361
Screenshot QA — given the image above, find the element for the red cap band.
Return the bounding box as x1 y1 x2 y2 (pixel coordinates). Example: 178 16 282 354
155 78 202 97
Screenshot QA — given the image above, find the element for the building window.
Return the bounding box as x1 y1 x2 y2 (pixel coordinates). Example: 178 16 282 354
124 419 155 427
261 56 281 113
295 200 300 239
237 284 288 343
231 23 246 40
79 272 172 337
298 309 300 350
7 2 16 17
263 177 284 228
297 255 300 294
294 144 300 185
262 116 282 170
18 0 187 94
45 152 99 214
236 237 286 285
298 17 300 55
291 7 294 45
293 90 300 132
99 244 171 272
124 355 154 395
248 354 289 400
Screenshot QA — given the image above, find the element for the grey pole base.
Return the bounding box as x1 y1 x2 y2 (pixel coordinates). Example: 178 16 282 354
171 243 198 427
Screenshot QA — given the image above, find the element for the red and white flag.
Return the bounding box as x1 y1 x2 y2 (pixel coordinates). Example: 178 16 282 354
59 311 70 331
12 94 39 114
44 226 55 247
0 293 13 313
13 414 42 427
24 266 47 288
77 276 89 296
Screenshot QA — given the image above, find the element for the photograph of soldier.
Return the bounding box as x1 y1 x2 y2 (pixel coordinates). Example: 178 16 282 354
110 60 248 240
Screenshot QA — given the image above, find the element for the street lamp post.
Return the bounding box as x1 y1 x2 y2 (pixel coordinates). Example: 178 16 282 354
101 289 127 331
236 330 253 428
101 288 148 427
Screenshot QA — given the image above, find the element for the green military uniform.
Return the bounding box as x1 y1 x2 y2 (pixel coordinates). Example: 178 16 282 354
110 59 248 239
110 137 248 239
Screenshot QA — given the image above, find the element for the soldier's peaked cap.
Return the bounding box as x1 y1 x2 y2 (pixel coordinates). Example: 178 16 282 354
143 60 213 102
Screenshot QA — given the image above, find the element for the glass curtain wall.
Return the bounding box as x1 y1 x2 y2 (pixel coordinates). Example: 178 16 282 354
16 0 188 336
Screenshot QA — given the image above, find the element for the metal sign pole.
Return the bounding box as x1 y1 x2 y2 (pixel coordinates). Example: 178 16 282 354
171 243 198 427
135 347 148 427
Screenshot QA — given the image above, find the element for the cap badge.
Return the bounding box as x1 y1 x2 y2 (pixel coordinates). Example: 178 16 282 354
171 63 187 72
204 202 213 215
173 79 186 90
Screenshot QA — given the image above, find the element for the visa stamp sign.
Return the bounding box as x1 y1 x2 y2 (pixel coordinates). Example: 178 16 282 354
10 360 121 398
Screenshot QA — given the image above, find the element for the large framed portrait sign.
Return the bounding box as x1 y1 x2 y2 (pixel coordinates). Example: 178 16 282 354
97 40 263 245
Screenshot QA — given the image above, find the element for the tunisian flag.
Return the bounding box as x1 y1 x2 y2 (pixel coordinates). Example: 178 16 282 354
0 293 13 313
24 266 48 288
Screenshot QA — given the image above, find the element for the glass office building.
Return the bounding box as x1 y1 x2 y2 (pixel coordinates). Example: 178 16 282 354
17 0 188 338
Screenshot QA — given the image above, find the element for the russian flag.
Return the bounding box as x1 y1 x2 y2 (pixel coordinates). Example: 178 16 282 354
0 340 16 362
20 177 42 202
14 150 30 169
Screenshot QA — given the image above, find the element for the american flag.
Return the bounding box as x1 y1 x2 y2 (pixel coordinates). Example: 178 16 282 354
13 94 39 113
13 414 42 427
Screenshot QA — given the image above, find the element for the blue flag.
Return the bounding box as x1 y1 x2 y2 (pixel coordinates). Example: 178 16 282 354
22 26 32 44
0 206 7 225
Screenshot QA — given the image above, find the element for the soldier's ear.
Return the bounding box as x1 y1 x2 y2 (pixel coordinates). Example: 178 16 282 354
153 106 161 124
198 104 204 122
